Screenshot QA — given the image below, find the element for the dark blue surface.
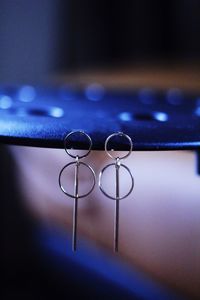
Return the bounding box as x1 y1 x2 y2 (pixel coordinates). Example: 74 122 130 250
0 85 200 150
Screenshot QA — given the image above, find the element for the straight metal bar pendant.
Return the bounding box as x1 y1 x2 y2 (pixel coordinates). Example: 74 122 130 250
114 158 120 252
72 156 79 251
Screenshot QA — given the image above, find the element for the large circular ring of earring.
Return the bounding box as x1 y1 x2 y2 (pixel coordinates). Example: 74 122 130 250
99 162 134 200
59 161 96 199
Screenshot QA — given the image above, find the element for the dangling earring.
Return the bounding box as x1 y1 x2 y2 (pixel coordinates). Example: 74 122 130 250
99 132 134 252
59 131 96 251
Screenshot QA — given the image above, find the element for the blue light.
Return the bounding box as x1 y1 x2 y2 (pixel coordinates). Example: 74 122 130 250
119 112 132 121
195 106 200 116
0 95 12 109
18 85 36 102
154 112 168 122
85 83 105 101
49 107 64 118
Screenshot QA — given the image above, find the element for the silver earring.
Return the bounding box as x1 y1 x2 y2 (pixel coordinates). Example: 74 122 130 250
99 132 134 252
59 131 96 251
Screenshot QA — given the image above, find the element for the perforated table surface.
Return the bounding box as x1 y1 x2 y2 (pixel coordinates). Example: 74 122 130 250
0 85 200 152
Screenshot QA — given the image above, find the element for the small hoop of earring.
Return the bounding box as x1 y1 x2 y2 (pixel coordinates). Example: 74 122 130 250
64 131 92 159
99 132 134 252
59 131 96 251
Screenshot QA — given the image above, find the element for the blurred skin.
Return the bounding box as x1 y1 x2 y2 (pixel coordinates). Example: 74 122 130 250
10 146 200 299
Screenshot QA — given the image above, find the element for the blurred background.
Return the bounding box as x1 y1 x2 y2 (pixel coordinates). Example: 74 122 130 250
0 0 200 83
1 1 200 300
